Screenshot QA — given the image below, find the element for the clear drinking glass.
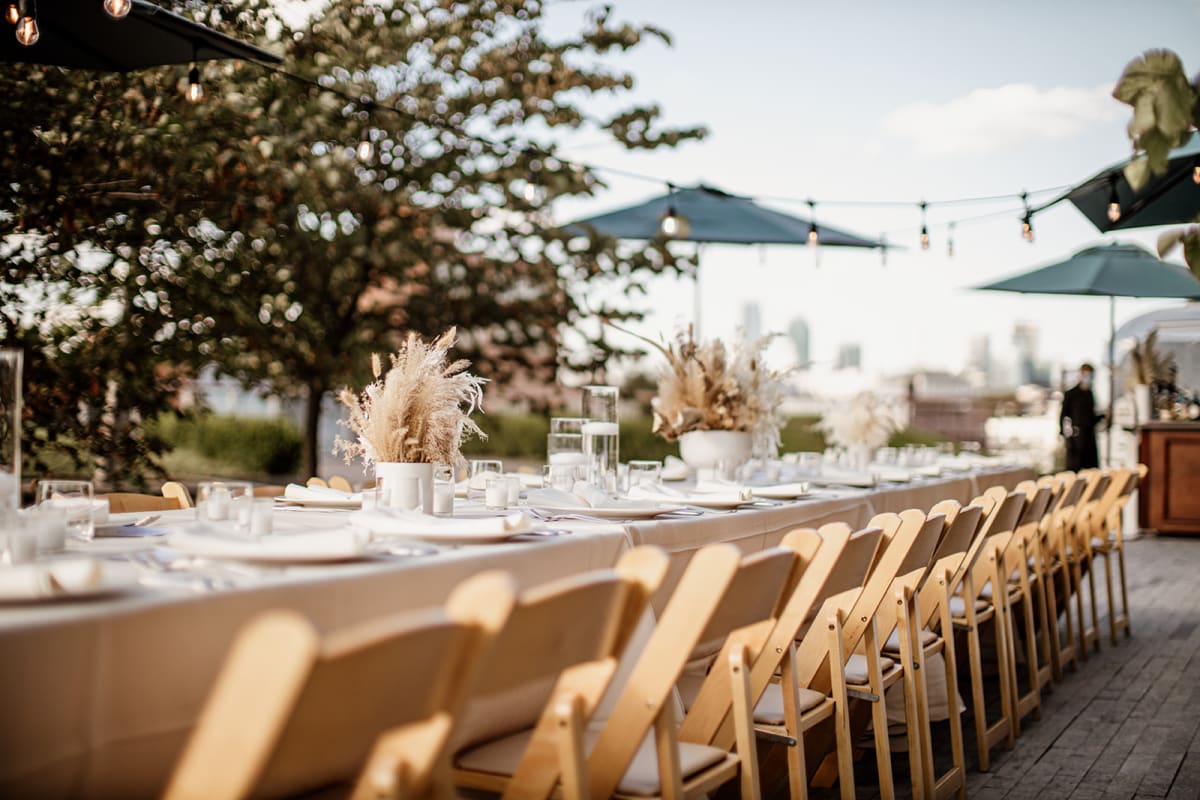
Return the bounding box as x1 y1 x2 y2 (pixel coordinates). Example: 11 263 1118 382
196 480 253 522
37 479 95 541
581 385 618 423
626 460 662 491
583 420 620 493
1 509 36 564
542 463 577 492
0 348 22 511
484 477 508 510
433 463 455 516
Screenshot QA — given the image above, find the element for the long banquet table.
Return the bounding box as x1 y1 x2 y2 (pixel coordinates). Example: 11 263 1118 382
0 465 1033 798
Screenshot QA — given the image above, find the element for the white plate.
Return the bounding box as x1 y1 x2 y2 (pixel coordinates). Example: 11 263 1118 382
166 529 370 563
675 495 754 509
274 497 361 510
0 560 140 603
524 504 686 520
750 484 811 500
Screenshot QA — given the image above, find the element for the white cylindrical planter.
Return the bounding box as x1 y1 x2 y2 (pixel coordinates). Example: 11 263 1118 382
375 461 434 515
678 430 753 479
1133 384 1152 425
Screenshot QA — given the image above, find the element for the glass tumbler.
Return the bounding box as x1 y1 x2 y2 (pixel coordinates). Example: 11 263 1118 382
37 479 95 541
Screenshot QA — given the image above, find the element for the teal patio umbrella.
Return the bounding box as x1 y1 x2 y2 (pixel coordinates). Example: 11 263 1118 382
977 241 1200 461
565 184 882 335
1059 132 1200 232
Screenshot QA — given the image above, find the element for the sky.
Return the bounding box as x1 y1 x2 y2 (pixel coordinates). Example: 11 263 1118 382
535 0 1200 386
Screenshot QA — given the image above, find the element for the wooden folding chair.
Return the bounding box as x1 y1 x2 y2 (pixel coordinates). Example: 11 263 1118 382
306 477 329 488
990 486 1055 737
1012 480 1062 693
1089 465 1143 644
1068 472 1111 658
163 571 516 800
795 510 944 800
452 546 669 800
100 492 184 513
681 523 883 799
329 476 354 493
950 489 1027 772
881 498 989 800
1039 475 1089 680
1074 468 1134 649
161 480 193 509
586 543 800 799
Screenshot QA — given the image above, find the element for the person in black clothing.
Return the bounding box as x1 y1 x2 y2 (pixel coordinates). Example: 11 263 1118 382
1060 363 1104 470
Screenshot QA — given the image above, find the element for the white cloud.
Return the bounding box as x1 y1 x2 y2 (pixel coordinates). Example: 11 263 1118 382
882 83 1122 157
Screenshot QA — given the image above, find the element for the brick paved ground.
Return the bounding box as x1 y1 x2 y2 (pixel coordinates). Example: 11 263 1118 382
808 534 1200 800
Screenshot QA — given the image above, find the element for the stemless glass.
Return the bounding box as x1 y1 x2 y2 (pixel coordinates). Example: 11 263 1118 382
196 480 253 522
432 463 455 516
547 417 588 467
467 459 503 500
37 479 95 541
625 460 662 491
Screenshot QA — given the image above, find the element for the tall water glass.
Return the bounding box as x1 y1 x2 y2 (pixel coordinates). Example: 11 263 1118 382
581 386 619 492
581 385 618 423
547 417 588 467
37 479 95 541
0 348 22 511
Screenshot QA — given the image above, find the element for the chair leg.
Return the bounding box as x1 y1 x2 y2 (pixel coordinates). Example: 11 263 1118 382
993 592 1016 748
727 647 762 800
1043 564 1064 682
895 593 928 799
779 647 808 800
1085 556 1101 654
939 599 967 800
963 607 990 772
1103 552 1118 646
864 622 895 800
1117 545 1132 639
1071 560 1088 662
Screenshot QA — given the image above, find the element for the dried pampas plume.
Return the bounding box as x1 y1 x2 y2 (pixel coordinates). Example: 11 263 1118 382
335 328 487 467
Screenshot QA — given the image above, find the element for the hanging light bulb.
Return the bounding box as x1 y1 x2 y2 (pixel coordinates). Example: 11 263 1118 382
186 64 203 102
4 4 19 25
918 200 930 250
1193 162 1200 185
659 184 689 238
356 128 373 162
15 0 37 46
522 181 538 203
806 199 818 247
1106 180 1121 223
103 0 130 19
1022 214 1034 242
947 222 955 257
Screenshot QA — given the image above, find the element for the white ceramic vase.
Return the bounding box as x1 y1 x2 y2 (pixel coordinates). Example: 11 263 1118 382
1133 384 1152 425
375 461 434 514
678 430 753 478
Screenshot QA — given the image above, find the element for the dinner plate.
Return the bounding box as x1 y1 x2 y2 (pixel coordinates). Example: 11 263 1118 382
750 484 811 500
524 504 686 520
274 497 361 510
674 495 753 509
166 529 370 563
0 560 140 603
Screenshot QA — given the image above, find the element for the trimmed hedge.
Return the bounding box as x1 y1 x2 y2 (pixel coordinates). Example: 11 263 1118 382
155 413 302 476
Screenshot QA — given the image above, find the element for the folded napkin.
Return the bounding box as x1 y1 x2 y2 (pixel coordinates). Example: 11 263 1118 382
627 483 754 505
748 482 811 498
524 485 668 511
806 468 876 488
283 484 362 502
348 509 532 541
167 524 369 560
661 455 690 481
871 467 913 483
0 558 121 600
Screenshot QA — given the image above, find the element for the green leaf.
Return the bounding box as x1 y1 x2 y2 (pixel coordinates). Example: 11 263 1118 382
1157 228 1185 258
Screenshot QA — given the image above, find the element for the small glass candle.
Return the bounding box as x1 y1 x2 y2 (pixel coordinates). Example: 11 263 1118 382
505 475 521 505
248 498 273 537
485 477 508 510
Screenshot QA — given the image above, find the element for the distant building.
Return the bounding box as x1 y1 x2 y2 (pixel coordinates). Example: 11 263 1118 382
742 302 762 342
835 342 861 371
1012 321 1050 386
788 318 811 367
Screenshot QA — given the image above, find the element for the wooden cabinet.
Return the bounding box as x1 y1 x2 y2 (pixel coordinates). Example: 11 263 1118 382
1139 422 1200 535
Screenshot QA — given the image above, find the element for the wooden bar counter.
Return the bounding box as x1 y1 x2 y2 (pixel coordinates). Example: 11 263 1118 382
1138 421 1200 535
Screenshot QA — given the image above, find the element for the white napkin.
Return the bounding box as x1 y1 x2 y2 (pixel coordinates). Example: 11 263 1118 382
0 558 113 600
806 468 877 488
283 484 362 502
662 455 690 481
627 483 754 505
349 509 532 538
167 524 369 560
871 467 913 483
524 485 667 511
749 482 812 498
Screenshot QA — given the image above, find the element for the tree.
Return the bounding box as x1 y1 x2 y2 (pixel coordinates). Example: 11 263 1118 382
1 0 706 482
1112 50 1200 270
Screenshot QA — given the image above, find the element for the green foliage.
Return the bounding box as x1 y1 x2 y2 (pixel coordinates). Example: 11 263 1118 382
1113 49 1200 274
0 0 706 483
154 414 302 476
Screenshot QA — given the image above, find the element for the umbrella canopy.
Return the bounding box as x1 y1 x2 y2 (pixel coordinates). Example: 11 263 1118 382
566 184 882 247
0 0 280 71
976 242 1200 299
977 241 1200 464
1060 132 1200 232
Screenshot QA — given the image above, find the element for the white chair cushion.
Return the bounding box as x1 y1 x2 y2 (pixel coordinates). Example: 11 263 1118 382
752 681 829 725
949 595 990 617
455 725 728 796
844 653 894 685
882 627 939 654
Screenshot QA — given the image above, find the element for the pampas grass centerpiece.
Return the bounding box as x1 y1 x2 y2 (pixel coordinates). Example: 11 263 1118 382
335 328 486 468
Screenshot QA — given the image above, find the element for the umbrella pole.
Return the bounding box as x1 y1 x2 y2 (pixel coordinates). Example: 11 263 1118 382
1107 295 1115 466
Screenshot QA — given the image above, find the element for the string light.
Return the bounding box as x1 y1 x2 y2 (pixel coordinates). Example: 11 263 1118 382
919 201 930 250
4 4 18 25
1193 161 1200 185
947 222 955 257
14 0 37 46
1107 178 1121 223
356 128 373 163
806 199 818 247
1020 191 1034 242
186 64 204 103
102 0 130 19
522 148 540 203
